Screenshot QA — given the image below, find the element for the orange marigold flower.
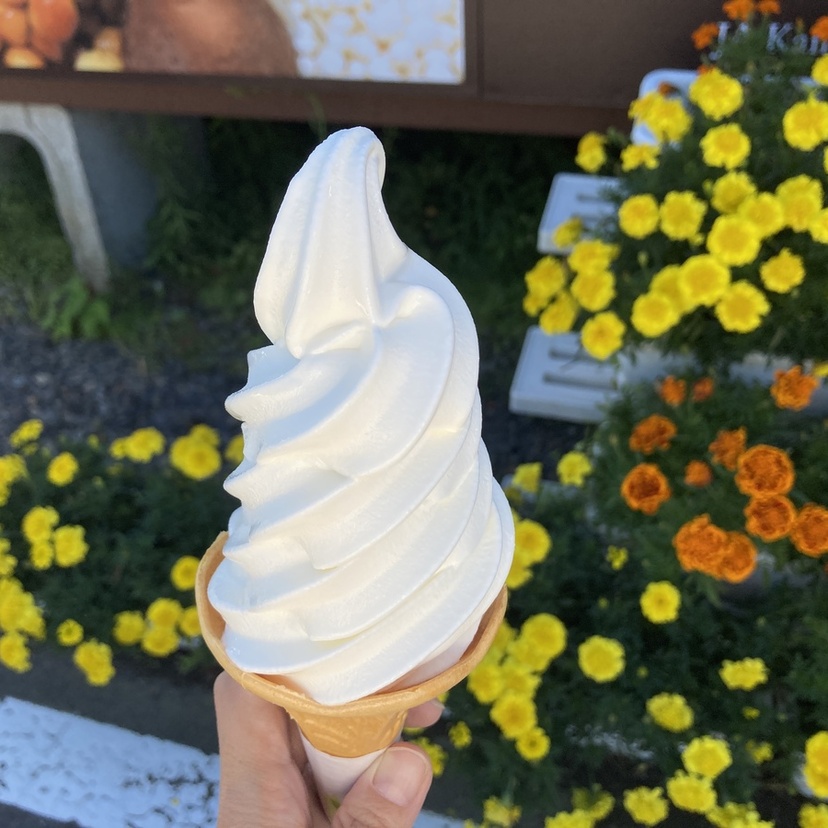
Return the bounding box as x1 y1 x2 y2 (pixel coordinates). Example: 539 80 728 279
621 463 672 515
756 0 779 13
685 460 713 487
744 495 797 542
811 16 828 41
674 514 729 576
735 445 795 497
718 531 759 583
770 366 819 411
723 0 754 21
692 377 715 402
692 22 720 50
790 504 828 557
629 414 678 454
658 376 687 406
709 427 747 470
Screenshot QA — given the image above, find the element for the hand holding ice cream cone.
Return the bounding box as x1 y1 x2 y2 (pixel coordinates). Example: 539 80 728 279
198 126 514 809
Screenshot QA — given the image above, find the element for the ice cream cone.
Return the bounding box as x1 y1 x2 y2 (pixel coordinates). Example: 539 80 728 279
196 531 507 758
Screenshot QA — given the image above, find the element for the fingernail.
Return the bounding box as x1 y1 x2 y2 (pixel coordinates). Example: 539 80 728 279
372 746 431 807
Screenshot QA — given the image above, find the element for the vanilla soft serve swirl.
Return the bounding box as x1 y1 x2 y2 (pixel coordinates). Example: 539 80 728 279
208 127 514 706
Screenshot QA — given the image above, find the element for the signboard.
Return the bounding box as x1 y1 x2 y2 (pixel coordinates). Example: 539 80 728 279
0 0 465 85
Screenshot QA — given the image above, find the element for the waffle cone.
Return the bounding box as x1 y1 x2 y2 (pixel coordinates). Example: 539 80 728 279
196 532 507 758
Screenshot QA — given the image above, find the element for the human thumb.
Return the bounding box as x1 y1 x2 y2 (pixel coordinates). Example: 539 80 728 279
332 743 433 828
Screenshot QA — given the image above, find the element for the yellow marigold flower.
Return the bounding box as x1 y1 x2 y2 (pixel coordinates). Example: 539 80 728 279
29 541 54 571
525 256 567 303
631 91 692 143
544 811 594 828
0 454 27 489
73 639 115 686
804 764 828 800
647 693 694 733
701 123 751 169
746 740 773 764
621 143 661 171
708 803 771 827
20 603 45 640
467 661 505 704
606 545 628 570
141 624 180 658
524 292 547 317
666 771 716 814
813 54 828 85
810 208 828 243
571 269 616 312
631 292 681 338
580 311 626 361
650 265 692 314
224 433 244 465
623 787 669 826
714 281 770 333
0 551 16 578
783 96 828 152
188 424 220 445
552 217 584 249
0 631 31 673
760 248 805 293
54 525 88 568
682 736 732 779
21 506 59 544
411 737 446 777
500 658 542 697
776 175 823 232
711 171 757 214
825 147 828 175
483 796 522 827
539 291 578 335
640 581 681 624
806 732 828 775
719 657 768 690
514 519 552 565
567 239 618 274
557 451 592 486
170 556 200 591
56 619 84 646
659 191 707 240
800 803 828 828
738 192 785 238
448 721 472 748
109 437 128 459
706 215 761 266
490 621 516 659
575 131 607 173
10 419 43 448
490 691 537 739
122 427 166 462
619 194 660 238
46 452 79 487
689 68 744 120
572 786 614 820
518 613 567 664
178 606 201 638
511 462 542 494
506 560 532 590
113 610 145 646
743 706 761 719
578 635 625 683
146 597 183 629
169 435 222 481
515 725 550 762
678 255 731 310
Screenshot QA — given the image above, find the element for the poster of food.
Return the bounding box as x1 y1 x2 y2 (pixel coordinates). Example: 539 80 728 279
0 0 465 84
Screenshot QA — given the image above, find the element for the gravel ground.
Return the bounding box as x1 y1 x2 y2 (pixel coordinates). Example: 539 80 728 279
0 319 584 480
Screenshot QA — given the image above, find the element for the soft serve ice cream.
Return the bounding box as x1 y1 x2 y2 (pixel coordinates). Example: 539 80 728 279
208 126 513 706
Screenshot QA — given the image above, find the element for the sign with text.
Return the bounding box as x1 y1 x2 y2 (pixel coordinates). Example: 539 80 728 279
0 0 465 84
